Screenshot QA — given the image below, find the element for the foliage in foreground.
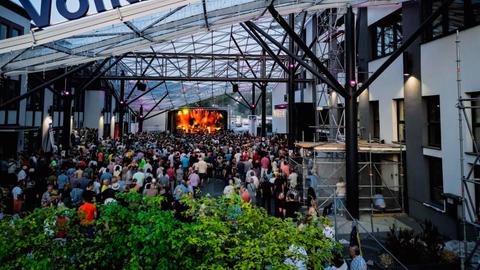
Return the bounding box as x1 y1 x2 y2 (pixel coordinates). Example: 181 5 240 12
382 220 459 267
0 193 340 269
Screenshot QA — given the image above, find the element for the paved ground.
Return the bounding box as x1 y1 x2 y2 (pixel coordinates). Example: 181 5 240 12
200 178 226 197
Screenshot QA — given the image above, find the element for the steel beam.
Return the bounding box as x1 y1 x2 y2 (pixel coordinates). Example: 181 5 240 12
287 14 296 149
138 105 144 133
119 71 125 142
225 92 251 110
240 23 289 73
124 52 289 61
62 92 72 151
126 57 154 100
144 92 169 118
344 6 359 220
127 81 164 105
261 83 267 137
88 75 309 83
143 109 169 121
62 94 73 153
245 21 347 97
268 5 346 96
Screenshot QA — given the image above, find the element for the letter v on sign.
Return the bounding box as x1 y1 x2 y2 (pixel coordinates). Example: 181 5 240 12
19 0 52 28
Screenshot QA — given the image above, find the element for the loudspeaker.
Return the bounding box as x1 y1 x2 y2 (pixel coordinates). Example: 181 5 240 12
293 103 315 141
232 84 238 93
137 82 147 91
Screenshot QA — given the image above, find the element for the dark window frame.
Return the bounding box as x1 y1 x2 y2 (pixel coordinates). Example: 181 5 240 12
425 95 442 148
394 99 406 143
370 100 380 140
0 17 24 40
471 92 480 152
369 10 403 60
423 0 480 42
427 156 444 206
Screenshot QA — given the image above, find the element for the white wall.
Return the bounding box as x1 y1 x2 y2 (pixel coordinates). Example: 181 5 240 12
421 25 480 197
271 83 287 134
368 55 404 143
84 90 105 132
143 112 167 132
367 4 401 26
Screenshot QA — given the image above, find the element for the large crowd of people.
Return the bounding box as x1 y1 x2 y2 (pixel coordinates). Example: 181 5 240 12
0 131 317 222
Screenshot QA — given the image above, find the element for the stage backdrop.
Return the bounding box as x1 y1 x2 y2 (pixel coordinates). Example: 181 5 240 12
168 108 228 134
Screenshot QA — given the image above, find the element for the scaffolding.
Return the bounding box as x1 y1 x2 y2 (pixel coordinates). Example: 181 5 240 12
456 30 480 270
292 141 408 269
297 141 406 213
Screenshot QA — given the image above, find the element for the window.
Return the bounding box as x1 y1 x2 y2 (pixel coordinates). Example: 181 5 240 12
427 156 444 205
0 19 23 40
395 99 405 143
423 0 480 41
11 28 20 37
0 78 20 110
473 166 480 220
425 96 441 148
370 11 402 59
104 92 112 112
471 93 480 151
74 90 85 112
370 101 380 140
0 24 7 40
26 90 44 111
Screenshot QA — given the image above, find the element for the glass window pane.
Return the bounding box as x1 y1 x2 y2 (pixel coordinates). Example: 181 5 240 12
473 0 480 24
448 0 465 32
428 157 444 205
12 29 20 37
0 24 7 40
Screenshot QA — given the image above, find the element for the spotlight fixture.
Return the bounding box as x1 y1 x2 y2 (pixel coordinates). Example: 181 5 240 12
404 73 411 77
137 81 147 91
232 84 239 93
349 80 357 87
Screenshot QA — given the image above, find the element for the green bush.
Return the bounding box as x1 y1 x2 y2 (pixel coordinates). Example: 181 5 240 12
0 193 340 269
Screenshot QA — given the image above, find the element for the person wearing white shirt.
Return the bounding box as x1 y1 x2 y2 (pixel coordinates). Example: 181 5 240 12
288 171 298 189
17 166 27 182
132 171 145 187
143 161 152 173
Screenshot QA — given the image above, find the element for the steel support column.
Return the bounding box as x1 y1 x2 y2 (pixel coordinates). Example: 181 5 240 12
344 6 359 219
261 83 267 137
251 84 256 115
118 71 125 142
287 14 296 149
62 91 72 151
138 105 144 133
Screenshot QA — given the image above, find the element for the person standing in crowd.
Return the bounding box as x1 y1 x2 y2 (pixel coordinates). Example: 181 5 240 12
189 170 200 197
41 185 55 207
71 183 84 208
196 158 208 185
260 155 270 178
335 177 346 216
260 177 273 215
349 246 367 270
12 181 24 214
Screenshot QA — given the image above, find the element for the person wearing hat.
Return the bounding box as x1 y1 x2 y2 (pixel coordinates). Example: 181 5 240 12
101 181 119 203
